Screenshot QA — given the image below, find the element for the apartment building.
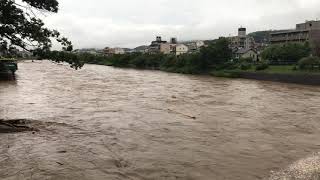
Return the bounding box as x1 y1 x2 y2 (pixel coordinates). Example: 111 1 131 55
270 20 320 44
229 27 255 50
149 36 171 54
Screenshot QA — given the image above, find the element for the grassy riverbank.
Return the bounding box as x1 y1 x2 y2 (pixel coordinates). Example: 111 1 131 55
41 38 320 85
210 65 320 85
211 65 320 77
79 53 320 85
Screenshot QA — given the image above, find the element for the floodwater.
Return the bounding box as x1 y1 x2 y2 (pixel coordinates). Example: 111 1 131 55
0 60 320 180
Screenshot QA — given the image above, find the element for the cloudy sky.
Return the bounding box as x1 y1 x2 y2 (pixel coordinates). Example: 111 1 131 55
43 0 320 49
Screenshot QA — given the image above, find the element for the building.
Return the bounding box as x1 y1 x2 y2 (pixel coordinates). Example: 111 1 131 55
270 20 320 45
229 27 256 50
235 48 259 61
149 36 201 55
183 40 205 53
149 36 171 54
174 44 189 56
74 48 101 55
104 47 125 55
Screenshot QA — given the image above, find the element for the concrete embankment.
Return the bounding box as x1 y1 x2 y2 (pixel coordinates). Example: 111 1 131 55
235 72 320 85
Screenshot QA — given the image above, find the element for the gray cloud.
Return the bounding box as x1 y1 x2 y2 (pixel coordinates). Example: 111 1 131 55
43 0 320 49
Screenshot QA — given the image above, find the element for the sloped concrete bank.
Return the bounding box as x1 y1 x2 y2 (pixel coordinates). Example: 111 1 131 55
237 72 320 85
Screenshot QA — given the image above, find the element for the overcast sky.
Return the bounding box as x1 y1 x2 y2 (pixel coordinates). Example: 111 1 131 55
43 0 320 49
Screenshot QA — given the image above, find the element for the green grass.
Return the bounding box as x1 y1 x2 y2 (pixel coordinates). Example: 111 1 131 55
234 65 320 74
262 65 320 74
210 65 320 78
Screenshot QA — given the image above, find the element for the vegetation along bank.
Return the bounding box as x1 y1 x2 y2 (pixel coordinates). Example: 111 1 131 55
42 38 320 85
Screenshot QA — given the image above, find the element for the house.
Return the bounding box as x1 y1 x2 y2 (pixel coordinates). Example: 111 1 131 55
235 48 259 61
174 44 189 56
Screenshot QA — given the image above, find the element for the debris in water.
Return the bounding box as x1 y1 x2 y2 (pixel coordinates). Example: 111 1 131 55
0 119 37 133
57 150 67 154
56 162 64 166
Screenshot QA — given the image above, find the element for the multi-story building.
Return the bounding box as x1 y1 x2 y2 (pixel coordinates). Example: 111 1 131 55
149 36 171 54
149 37 202 55
270 20 320 44
229 27 256 50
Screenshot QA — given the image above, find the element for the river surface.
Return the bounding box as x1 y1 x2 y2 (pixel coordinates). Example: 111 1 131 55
0 60 320 180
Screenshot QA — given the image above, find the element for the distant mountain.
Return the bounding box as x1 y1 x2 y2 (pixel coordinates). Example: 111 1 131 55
203 39 218 45
248 31 272 44
134 45 149 51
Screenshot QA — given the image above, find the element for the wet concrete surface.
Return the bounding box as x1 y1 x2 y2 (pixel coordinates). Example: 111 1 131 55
0 60 320 180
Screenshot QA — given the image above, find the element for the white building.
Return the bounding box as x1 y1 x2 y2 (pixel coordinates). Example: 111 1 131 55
174 44 189 56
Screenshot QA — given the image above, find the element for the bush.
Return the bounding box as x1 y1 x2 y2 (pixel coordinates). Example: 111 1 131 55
239 57 253 63
255 62 269 71
130 56 146 68
298 56 320 70
240 62 252 70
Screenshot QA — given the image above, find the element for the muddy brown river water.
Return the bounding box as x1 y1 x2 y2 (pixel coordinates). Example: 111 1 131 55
0 60 320 180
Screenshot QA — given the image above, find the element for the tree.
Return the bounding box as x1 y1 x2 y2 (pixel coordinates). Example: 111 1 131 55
261 43 311 64
200 37 232 70
0 0 83 68
310 30 320 57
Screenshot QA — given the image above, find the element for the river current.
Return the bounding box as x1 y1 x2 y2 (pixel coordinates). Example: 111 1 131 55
1 60 320 180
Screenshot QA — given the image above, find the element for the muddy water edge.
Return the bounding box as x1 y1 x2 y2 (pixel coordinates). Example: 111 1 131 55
0 60 320 180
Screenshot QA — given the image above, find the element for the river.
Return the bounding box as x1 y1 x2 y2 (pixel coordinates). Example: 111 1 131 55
0 60 320 180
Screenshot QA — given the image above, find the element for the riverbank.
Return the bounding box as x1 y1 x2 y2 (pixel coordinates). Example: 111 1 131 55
87 61 320 86
210 69 320 85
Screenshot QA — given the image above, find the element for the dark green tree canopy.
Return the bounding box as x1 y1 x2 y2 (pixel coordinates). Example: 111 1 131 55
200 37 233 69
261 43 311 63
0 0 83 68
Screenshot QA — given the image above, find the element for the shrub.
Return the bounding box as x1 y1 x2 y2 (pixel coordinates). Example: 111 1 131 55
240 62 252 70
298 56 320 70
292 66 298 71
130 56 146 68
239 57 253 63
255 62 269 71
